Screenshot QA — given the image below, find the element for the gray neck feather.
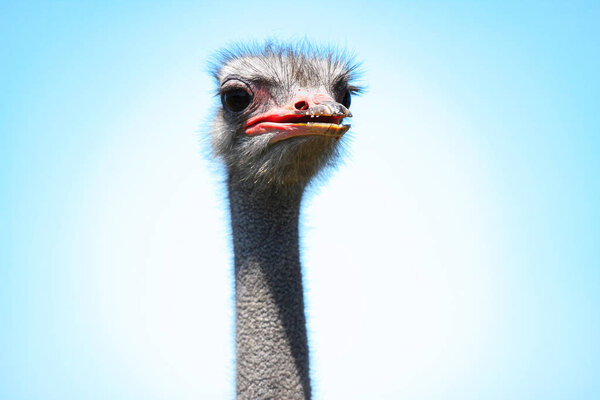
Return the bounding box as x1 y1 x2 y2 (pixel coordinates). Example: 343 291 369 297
228 176 311 400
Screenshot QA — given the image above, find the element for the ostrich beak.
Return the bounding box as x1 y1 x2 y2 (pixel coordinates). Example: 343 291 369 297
245 100 352 143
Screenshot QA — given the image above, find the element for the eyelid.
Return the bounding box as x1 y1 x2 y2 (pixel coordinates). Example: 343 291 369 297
347 85 363 95
220 75 243 87
220 77 253 94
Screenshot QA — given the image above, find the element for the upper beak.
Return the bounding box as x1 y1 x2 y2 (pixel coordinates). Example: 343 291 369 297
245 100 351 129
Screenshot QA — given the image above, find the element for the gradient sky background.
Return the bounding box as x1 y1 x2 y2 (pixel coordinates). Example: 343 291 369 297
1 1 599 399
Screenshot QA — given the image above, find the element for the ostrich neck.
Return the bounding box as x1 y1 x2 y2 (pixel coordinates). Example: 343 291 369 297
228 177 311 400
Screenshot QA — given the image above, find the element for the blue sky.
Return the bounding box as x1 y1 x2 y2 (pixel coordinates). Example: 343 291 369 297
1 1 599 399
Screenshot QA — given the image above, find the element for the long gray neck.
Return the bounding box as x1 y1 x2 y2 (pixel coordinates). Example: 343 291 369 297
228 177 311 400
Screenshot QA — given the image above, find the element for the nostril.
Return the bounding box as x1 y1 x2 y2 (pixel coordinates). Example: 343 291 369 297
294 100 309 110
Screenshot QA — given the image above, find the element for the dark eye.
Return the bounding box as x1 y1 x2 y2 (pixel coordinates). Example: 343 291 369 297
222 88 252 112
341 90 351 109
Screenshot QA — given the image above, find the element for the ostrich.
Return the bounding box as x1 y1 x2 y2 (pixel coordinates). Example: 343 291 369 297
209 42 361 400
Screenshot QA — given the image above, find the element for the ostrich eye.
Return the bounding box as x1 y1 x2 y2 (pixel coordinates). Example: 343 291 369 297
341 90 351 109
222 88 252 112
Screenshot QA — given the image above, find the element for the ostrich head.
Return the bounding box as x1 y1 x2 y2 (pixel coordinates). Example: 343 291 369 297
210 43 361 191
